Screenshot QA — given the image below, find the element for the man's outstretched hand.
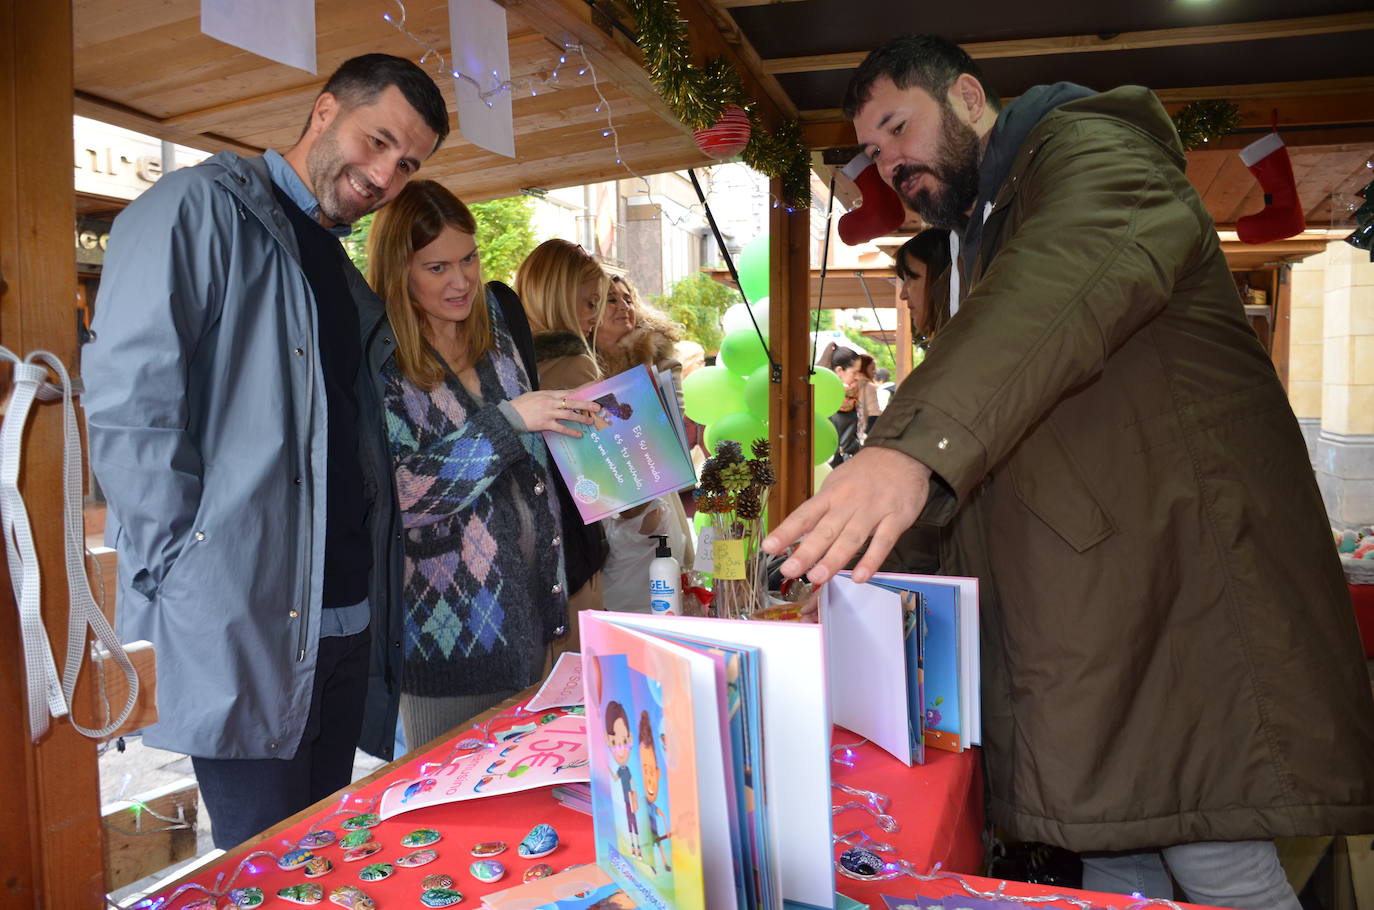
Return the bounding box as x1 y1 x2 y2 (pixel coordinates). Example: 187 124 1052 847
762 446 932 585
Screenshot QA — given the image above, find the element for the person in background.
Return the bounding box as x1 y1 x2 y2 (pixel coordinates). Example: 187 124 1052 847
592 274 694 611
873 367 894 411
767 33 1374 906
83 54 448 848
895 228 953 343
368 180 597 748
828 347 880 466
514 239 610 644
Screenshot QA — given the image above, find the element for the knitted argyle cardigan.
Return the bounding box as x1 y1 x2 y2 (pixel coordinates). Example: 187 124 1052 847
383 294 568 698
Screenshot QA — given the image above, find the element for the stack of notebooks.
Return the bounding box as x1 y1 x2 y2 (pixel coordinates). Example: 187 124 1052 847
541 366 696 524
823 572 981 765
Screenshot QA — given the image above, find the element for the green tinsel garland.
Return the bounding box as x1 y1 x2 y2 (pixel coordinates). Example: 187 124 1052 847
1172 99 1241 152
625 0 811 207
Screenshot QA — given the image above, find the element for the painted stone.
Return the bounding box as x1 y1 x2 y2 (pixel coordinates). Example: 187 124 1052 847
227 886 265 908
837 846 885 879
357 862 394 882
277 882 325 905
401 828 442 848
420 888 465 908
298 829 337 849
339 828 374 849
517 823 558 859
342 842 384 862
278 847 316 870
469 840 506 857
340 813 381 830
396 848 439 867
421 873 455 889
523 863 554 882
468 859 506 883
303 855 334 878
327 884 376 909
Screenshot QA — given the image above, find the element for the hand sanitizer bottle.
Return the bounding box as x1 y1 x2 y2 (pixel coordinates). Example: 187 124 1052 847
649 534 681 615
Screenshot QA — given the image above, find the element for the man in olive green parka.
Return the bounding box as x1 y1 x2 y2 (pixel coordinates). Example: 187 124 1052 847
765 35 1374 907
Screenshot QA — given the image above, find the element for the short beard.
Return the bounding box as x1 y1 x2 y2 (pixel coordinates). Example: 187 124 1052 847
892 102 981 232
306 121 381 226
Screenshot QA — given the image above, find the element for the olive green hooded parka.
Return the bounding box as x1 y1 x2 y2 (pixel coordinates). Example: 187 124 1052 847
870 85 1374 852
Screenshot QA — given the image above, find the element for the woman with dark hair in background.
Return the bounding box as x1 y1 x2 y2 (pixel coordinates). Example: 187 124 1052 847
591 273 694 611
895 228 952 342
368 180 598 747
829 347 880 466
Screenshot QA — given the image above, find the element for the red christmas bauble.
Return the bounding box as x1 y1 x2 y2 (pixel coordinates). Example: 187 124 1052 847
693 105 751 159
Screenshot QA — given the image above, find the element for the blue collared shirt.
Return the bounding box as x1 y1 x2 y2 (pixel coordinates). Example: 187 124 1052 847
265 148 370 639
263 149 355 239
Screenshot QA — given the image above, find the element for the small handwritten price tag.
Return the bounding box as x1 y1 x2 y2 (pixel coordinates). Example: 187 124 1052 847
713 538 747 579
693 525 718 573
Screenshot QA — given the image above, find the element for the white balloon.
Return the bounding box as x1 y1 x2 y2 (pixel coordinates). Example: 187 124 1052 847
721 297 769 335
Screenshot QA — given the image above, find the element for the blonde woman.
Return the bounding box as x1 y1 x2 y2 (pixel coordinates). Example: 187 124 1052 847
514 238 611 643
369 180 598 747
593 274 694 611
515 238 606 390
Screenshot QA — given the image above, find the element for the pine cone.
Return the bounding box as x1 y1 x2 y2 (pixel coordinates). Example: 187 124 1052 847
749 459 776 487
722 462 753 491
751 438 771 460
735 488 762 521
715 440 744 463
699 461 725 494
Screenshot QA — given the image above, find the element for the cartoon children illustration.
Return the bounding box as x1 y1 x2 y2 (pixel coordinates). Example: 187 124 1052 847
589 394 635 431
638 709 671 873
604 700 642 858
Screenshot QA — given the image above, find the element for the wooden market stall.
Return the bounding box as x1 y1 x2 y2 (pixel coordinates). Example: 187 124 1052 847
3 0 1373 904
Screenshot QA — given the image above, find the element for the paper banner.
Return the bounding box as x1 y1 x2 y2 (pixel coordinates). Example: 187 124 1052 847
449 0 515 157
201 0 316 74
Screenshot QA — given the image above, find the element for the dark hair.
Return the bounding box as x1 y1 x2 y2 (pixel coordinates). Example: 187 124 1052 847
605 700 628 735
307 53 449 151
843 35 1001 121
895 228 952 281
615 403 634 420
638 710 654 747
874 367 890 383
830 347 861 370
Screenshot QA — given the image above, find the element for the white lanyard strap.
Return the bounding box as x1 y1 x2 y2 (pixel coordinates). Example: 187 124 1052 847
1 346 138 741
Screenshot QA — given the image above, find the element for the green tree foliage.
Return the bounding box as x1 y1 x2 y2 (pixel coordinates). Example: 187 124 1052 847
842 325 896 375
340 196 537 288
653 271 738 355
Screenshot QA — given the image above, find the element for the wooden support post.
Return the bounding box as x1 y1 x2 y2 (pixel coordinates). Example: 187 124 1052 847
767 184 812 527
0 1 108 906
103 779 200 891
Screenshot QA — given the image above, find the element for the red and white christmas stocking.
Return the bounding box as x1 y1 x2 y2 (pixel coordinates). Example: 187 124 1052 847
1236 131 1305 244
838 152 906 246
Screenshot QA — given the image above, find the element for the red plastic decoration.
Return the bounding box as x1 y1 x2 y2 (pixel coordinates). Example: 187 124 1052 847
693 105 751 159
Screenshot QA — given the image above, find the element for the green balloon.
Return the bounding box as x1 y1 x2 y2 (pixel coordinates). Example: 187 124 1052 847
705 412 767 452
736 235 770 304
812 413 838 466
719 328 768 377
681 366 744 425
743 365 771 420
811 368 846 415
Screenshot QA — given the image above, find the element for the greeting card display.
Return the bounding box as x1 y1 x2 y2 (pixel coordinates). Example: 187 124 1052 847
823 573 980 765
542 366 696 523
580 612 835 910
377 714 591 819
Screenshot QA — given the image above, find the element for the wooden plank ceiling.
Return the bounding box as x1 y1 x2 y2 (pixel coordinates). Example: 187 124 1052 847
74 0 1373 226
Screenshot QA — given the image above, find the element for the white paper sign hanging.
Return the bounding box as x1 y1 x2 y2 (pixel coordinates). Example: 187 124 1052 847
201 0 316 74
449 0 516 158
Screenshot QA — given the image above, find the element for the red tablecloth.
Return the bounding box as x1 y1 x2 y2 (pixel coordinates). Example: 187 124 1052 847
868 873 1226 909
137 712 1064 910
1349 584 1374 657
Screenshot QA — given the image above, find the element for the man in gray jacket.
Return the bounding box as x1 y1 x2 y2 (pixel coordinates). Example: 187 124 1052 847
83 54 448 848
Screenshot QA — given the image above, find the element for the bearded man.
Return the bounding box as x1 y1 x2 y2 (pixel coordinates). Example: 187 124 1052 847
84 54 448 848
765 35 1374 906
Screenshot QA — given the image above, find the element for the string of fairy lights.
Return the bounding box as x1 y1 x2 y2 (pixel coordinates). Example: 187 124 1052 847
377 0 767 232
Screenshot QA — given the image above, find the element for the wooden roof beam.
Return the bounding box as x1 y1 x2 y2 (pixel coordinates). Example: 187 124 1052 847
761 11 1374 75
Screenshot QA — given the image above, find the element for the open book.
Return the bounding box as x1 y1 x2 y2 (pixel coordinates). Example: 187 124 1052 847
541 366 696 523
823 572 980 765
579 612 835 910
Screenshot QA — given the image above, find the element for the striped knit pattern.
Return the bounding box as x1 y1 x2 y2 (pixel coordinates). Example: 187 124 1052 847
383 293 567 698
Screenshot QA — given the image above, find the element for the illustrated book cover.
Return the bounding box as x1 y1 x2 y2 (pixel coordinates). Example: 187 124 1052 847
581 612 835 910
541 366 696 523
